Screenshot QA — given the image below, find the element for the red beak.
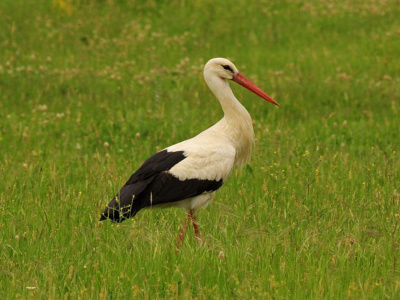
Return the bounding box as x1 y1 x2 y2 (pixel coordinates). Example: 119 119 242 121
231 73 280 106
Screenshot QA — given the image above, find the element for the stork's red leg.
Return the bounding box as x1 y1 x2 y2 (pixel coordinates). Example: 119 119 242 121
176 210 194 252
178 212 191 243
176 210 202 253
192 214 201 241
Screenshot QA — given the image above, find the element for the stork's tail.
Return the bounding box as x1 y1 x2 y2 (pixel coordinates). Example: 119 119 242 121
99 174 157 223
99 184 142 223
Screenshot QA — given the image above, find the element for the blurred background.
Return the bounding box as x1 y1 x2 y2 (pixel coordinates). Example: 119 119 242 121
1 0 399 298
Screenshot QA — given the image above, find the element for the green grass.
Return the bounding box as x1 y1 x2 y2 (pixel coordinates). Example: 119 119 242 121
1 0 400 298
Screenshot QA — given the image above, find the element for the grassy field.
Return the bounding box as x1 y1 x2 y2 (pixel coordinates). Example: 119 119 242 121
1 0 400 298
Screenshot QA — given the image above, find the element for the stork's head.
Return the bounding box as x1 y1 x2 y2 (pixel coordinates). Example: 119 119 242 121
204 58 239 80
204 58 280 106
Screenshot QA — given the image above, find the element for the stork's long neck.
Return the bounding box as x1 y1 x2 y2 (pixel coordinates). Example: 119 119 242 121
205 74 255 166
205 75 244 117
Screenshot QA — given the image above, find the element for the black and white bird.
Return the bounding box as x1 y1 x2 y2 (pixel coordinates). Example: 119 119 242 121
99 58 279 242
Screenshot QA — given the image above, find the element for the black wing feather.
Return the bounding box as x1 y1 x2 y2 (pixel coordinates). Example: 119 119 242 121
100 149 223 222
133 172 223 211
125 149 186 185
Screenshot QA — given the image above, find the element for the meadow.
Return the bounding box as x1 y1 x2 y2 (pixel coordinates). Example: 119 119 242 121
1 0 400 298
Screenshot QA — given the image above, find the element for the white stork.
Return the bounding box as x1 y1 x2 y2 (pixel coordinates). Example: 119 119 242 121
99 58 280 243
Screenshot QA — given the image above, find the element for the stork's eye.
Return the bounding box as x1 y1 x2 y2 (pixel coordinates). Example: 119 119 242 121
222 65 234 72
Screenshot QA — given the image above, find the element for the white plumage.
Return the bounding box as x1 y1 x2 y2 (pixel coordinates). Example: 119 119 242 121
100 57 279 244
